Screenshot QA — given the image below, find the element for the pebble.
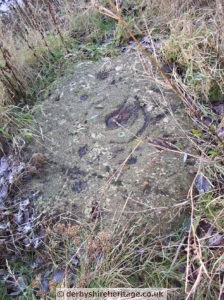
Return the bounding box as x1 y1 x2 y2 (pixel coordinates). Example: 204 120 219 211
118 131 126 138
78 145 88 157
72 181 86 193
115 65 123 72
146 104 154 112
90 115 98 121
127 156 137 165
80 94 88 101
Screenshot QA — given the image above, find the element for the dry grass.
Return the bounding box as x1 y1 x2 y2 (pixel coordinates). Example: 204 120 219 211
161 8 224 101
93 1 224 299
0 0 223 299
0 0 117 144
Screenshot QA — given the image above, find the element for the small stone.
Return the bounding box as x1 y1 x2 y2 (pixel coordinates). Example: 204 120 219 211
90 114 98 121
72 181 86 193
115 65 123 72
53 269 65 284
29 153 46 168
78 145 88 157
58 119 66 125
96 71 109 80
54 95 60 101
94 105 104 109
195 173 213 194
118 131 126 138
80 94 88 101
208 233 223 246
146 104 154 112
142 181 151 194
105 166 110 172
127 156 137 165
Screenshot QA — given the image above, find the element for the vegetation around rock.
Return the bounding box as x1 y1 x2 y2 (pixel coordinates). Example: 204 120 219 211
0 1 223 299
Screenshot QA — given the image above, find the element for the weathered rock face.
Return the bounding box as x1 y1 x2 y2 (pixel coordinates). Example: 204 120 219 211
25 52 194 231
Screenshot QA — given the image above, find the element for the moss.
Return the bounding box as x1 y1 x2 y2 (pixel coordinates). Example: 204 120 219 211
209 83 224 102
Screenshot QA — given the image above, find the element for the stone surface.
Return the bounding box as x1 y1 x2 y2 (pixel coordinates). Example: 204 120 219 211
24 52 195 231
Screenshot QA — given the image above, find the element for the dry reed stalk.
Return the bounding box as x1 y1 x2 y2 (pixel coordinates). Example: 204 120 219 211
12 0 35 29
15 23 38 59
21 0 55 57
45 0 68 53
0 43 26 101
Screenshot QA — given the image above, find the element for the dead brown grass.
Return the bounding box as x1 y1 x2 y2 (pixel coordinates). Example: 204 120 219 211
0 0 223 299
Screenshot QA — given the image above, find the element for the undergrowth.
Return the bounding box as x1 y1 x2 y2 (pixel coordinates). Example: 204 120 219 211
0 0 223 299
0 0 118 145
